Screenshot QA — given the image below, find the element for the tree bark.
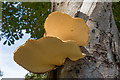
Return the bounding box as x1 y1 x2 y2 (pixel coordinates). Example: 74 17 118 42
48 0 120 78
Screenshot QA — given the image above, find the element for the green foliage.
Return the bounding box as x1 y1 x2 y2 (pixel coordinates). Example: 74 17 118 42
112 1 120 32
25 72 47 80
1 2 51 46
0 1 51 79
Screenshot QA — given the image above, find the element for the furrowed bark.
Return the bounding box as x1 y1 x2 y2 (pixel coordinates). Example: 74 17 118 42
48 0 120 78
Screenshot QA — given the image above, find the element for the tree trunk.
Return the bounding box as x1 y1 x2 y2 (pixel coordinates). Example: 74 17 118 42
48 0 120 78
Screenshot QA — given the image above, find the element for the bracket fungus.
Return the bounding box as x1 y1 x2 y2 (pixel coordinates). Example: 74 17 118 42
14 37 86 73
14 11 89 74
44 11 89 46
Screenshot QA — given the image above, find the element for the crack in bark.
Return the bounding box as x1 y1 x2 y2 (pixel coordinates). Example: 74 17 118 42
67 0 71 6
109 8 112 29
107 33 115 63
88 18 99 28
91 62 102 73
51 2 55 12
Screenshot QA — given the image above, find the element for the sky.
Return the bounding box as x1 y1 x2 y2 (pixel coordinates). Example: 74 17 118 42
0 30 30 78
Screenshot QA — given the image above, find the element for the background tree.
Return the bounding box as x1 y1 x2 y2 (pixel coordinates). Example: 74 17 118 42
48 1 120 78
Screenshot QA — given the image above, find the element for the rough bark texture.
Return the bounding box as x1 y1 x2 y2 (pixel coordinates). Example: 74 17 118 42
48 0 120 78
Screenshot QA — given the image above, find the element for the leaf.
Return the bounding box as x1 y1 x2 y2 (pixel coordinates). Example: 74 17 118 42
21 33 24 36
3 40 7 45
8 41 11 46
19 34 22 38
13 34 19 40
9 37 14 44
15 36 19 40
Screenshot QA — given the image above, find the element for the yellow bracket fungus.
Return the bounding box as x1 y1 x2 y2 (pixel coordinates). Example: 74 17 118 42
44 11 89 46
14 11 89 73
14 37 86 73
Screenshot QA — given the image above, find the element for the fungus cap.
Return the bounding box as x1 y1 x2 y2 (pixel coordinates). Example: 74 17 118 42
14 37 86 73
44 11 89 46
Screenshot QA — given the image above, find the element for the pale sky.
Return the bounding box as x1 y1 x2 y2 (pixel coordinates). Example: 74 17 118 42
0 30 30 78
